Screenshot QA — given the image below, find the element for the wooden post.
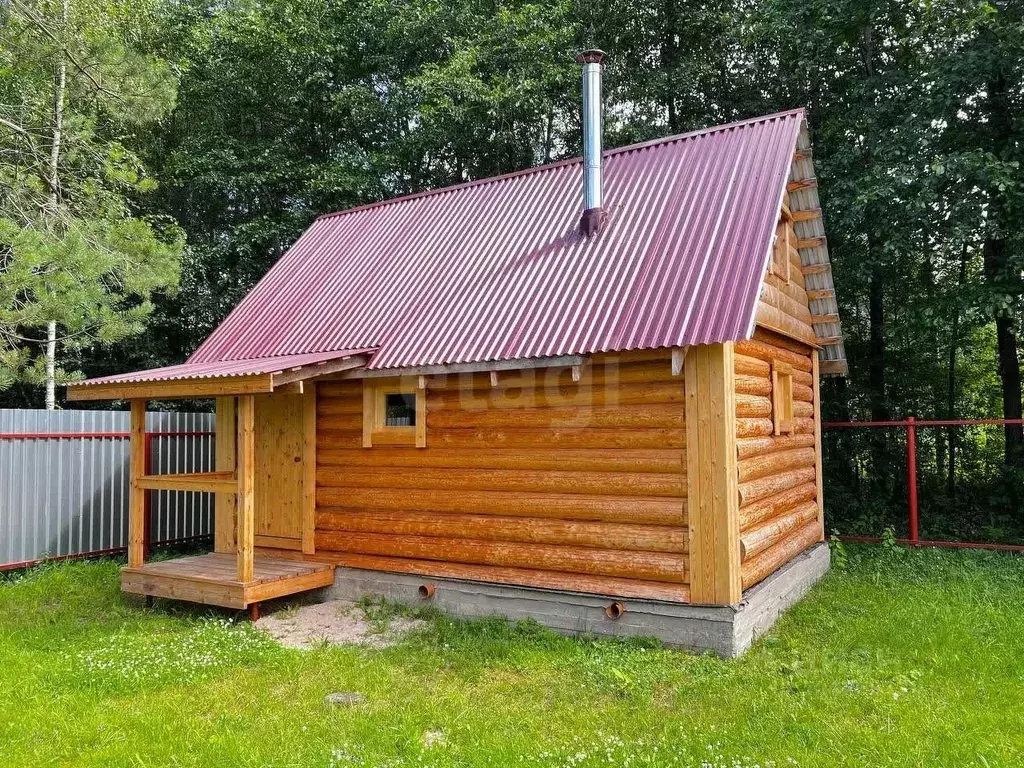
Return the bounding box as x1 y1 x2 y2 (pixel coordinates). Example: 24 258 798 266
812 350 825 541
685 342 741 605
128 400 147 568
214 396 237 553
236 395 255 583
301 384 317 554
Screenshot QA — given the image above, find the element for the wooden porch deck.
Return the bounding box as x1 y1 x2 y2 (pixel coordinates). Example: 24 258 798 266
121 553 335 610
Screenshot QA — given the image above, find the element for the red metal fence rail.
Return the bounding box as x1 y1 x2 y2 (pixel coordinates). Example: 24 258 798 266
822 418 1024 553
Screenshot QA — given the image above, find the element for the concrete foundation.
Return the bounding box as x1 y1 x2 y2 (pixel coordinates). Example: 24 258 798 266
324 543 830 657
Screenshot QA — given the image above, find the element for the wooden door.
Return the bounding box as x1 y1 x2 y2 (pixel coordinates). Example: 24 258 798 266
253 392 305 548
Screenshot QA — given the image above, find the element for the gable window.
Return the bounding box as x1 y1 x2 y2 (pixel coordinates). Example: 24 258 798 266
363 379 425 448
771 207 793 283
771 360 794 435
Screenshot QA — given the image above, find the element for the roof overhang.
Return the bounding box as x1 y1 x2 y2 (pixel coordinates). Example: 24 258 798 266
66 349 374 401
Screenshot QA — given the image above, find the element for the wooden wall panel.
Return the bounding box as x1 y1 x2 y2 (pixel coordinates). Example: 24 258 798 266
311 351 689 602
738 322 825 590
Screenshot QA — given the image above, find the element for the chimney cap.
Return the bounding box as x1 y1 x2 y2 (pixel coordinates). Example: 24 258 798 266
575 49 606 65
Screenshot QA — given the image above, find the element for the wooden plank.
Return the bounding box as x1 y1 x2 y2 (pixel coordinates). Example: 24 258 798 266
685 342 740 605
812 350 825 540
67 375 275 402
303 384 317 554
128 400 147 568
791 208 821 222
361 384 374 447
137 471 236 493
810 312 840 325
819 359 848 375
271 355 368 387
214 397 237 553
243 567 335 603
415 384 426 448
796 236 826 250
254 535 303 550
805 288 835 302
801 263 831 276
236 395 255 583
786 178 817 193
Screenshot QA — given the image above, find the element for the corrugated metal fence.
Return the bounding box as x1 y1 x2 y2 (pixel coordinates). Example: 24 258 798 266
0 408 215 570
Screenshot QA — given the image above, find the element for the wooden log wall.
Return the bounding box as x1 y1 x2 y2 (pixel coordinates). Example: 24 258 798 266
313 349 690 602
756 197 818 347
737 325 824 591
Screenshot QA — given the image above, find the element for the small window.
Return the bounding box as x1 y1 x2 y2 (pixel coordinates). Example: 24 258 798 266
363 380 425 448
772 360 794 435
771 210 792 283
384 393 416 426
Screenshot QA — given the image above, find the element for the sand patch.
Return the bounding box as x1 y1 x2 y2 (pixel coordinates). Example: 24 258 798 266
256 600 425 649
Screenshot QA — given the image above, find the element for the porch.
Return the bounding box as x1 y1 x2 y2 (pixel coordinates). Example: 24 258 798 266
122 552 335 612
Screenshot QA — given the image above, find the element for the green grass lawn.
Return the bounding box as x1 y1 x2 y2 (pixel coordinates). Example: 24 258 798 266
1 543 1022 768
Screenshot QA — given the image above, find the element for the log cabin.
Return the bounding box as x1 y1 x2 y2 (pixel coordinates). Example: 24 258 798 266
67 52 846 655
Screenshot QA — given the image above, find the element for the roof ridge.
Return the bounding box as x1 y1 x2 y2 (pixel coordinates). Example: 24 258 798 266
316 108 805 222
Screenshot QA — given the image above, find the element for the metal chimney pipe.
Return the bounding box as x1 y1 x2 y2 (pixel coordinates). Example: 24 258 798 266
576 49 606 236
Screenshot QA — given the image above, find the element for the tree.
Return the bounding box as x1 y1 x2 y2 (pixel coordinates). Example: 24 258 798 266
0 0 183 406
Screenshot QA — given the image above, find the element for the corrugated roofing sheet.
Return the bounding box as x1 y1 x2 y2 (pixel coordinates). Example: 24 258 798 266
187 109 817 371
77 349 373 386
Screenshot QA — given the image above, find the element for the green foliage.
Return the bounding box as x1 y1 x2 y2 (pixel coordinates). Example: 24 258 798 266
1 550 1023 765
0 0 183 397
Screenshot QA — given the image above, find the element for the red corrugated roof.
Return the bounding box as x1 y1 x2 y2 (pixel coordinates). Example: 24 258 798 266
77 349 373 386
91 109 811 385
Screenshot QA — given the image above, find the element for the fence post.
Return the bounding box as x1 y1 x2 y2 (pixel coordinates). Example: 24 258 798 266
143 431 153 560
906 416 919 544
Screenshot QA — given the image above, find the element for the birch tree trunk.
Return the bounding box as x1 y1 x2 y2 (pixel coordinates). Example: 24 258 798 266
44 0 69 410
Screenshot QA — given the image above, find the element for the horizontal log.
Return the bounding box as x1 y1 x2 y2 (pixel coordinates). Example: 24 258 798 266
755 305 817 347
424 427 686 450
310 552 692 602
592 348 674 365
738 466 816 507
425 381 684 411
753 327 816 360
427 403 684 430
793 417 815 435
736 375 772 397
315 531 688 583
316 487 686 525
741 520 821 590
317 509 688 553
736 393 772 419
792 400 814 420
735 339 812 373
316 428 363 449
735 354 771 378
759 282 812 323
736 418 775 438
318 447 684 474
737 447 817 483
740 501 819 560
736 433 816 460
136 471 236 494
318 413 362 432
765 273 811 308
739 482 818 530
427 361 678 393
317 466 686 498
